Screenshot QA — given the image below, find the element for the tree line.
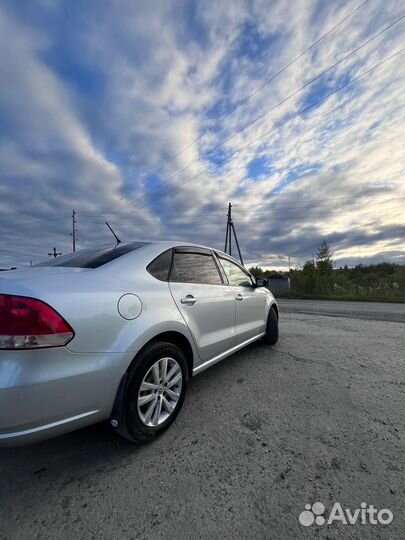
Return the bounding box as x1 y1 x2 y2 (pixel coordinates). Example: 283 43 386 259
249 241 405 301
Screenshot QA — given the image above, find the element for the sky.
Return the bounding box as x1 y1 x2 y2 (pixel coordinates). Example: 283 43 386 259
0 0 404 270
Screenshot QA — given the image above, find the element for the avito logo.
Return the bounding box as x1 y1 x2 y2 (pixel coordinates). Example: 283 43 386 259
299 501 393 526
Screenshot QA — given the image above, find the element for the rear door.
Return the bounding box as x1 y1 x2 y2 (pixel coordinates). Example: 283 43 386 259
168 247 236 362
217 255 266 345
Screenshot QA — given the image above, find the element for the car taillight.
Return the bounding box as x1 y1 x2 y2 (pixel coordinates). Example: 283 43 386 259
0 294 74 349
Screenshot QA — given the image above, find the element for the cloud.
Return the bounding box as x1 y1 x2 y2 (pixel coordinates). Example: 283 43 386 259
0 0 404 270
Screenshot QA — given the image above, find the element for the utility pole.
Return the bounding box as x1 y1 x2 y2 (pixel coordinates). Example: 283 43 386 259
71 209 77 252
224 202 244 265
48 247 62 258
288 256 291 273
224 202 232 256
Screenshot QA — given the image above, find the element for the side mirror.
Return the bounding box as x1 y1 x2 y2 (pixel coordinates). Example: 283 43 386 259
255 278 268 288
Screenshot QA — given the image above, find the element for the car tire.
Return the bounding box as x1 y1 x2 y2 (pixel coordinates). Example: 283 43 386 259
117 341 188 444
264 307 279 345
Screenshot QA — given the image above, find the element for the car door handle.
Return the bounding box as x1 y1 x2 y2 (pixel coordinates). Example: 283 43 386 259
235 293 244 301
181 294 197 306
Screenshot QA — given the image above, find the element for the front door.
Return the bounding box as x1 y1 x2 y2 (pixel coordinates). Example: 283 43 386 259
217 255 266 344
168 248 236 362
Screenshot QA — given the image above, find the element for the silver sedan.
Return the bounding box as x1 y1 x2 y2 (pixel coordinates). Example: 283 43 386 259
0 241 278 446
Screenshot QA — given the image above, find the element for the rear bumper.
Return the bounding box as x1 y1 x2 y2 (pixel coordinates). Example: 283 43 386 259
0 410 103 446
0 348 131 446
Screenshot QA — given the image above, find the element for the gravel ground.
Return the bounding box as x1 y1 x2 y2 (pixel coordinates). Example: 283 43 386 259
0 305 404 539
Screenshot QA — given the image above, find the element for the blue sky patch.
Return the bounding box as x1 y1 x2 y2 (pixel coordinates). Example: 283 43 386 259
43 51 106 99
300 70 353 119
268 162 322 195
247 156 274 180
235 21 279 62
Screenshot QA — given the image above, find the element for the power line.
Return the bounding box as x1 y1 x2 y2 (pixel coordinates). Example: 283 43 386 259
78 152 405 218
78 205 403 226
79 195 404 220
231 188 405 209
110 21 404 216
77 143 405 220
3 215 70 225
6 180 401 227
2 221 70 235
215 196 405 213
212 1 370 124
60 233 73 244
114 48 405 215
1 216 70 234
79 204 404 225
4 119 402 237
101 0 370 215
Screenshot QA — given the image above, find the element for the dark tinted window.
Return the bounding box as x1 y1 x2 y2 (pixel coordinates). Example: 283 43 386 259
219 257 252 287
35 243 149 269
147 249 173 281
170 252 222 284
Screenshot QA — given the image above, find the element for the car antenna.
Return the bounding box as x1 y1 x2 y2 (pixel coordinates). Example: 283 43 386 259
105 221 122 244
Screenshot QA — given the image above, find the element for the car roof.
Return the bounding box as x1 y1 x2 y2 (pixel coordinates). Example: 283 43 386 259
102 240 242 268
128 240 231 258
102 239 222 252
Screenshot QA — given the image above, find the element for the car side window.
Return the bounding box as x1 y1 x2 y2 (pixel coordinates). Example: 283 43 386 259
170 252 222 285
219 257 253 287
147 249 173 281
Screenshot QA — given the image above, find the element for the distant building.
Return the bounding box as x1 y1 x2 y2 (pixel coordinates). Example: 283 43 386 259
268 272 290 294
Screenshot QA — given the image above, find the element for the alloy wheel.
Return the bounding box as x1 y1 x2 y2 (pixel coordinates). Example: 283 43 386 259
137 357 183 427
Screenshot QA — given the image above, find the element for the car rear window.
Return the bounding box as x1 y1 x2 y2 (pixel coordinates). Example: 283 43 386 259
170 252 222 285
147 249 173 281
35 243 149 269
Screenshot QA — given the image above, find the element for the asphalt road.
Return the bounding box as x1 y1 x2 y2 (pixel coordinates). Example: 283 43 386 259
278 298 405 323
1 301 404 539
